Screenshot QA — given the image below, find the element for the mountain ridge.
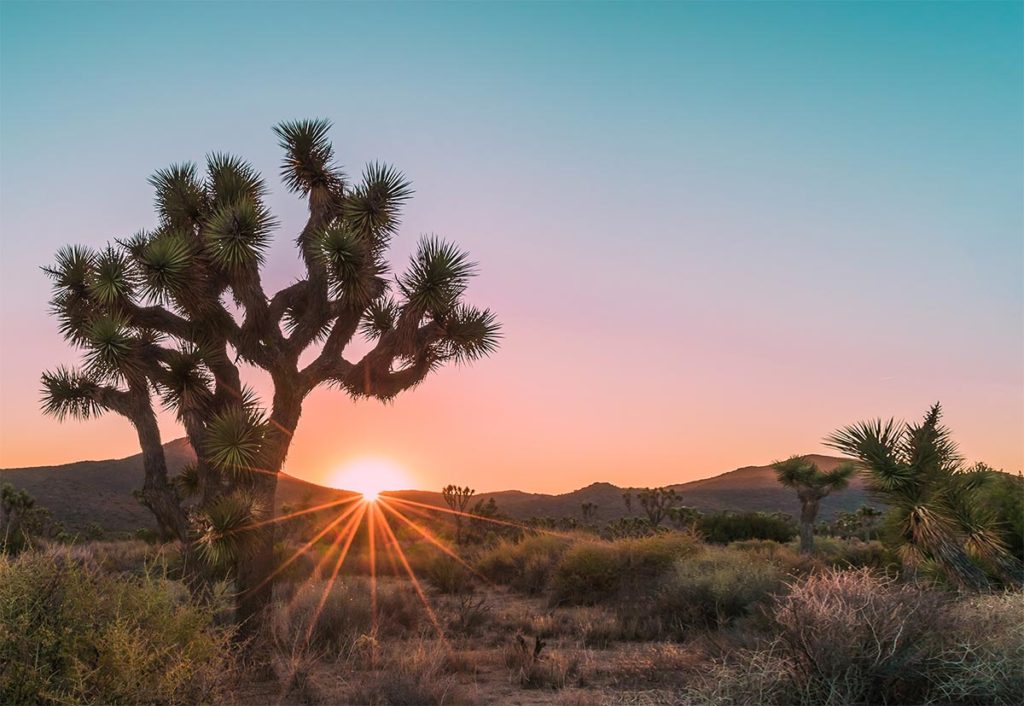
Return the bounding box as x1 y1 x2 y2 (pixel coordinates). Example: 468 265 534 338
1 439 875 532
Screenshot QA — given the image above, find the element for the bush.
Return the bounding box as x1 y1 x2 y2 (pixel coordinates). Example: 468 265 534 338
0 551 233 705
551 533 702 605
275 577 421 656
648 547 785 634
811 536 898 570
422 554 476 594
551 541 622 605
475 533 574 594
697 511 798 544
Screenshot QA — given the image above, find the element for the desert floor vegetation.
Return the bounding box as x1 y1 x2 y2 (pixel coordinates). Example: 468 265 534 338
5 526 1021 706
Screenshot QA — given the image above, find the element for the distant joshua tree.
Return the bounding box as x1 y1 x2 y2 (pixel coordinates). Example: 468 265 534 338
40 120 500 634
442 485 475 544
666 505 702 532
772 455 856 554
636 487 679 528
580 501 597 521
827 404 1022 589
622 492 633 514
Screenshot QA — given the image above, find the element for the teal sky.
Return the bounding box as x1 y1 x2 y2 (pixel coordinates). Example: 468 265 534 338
1 1 1021 490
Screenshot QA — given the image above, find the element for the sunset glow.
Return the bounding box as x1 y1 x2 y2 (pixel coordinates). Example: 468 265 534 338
326 458 413 501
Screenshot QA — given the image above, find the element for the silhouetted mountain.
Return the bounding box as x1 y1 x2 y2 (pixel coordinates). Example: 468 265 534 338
1 441 877 533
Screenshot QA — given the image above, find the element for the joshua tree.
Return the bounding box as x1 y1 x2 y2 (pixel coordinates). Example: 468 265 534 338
771 455 856 554
636 487 679 528
442 485 476 544
827 403 1021 589
621 492 633 514
580 501 597 521
40 120 500 633
666 505 702 532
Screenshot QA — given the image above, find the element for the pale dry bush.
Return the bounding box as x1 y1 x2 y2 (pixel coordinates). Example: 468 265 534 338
503 633 591 689
273 576 422 657
341 638 468 705
773 567 946 704
685 568 1024 706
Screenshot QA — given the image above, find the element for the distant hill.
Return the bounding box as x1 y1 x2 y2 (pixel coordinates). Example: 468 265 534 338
1 441 876 533
0 439 345 533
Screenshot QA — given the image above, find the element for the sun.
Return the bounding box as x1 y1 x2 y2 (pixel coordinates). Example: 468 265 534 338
326 457 413 502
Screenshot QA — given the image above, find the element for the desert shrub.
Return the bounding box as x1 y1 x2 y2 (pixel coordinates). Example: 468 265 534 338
551 541 622 605
685 570 1024 705
475 533 574 594
422 553 476 594
440 594 493 636
49 539 178 577
503 634 584 689
645 547 785 635
0 551 233 705
275 576 421 655
551 533 701 606
342 638 467 705
925 591 1024 704
811 536 898 570
698 511 798 544
773 568 948 704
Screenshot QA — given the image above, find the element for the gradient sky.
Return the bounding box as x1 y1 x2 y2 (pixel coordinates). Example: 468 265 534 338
1 1 1021 493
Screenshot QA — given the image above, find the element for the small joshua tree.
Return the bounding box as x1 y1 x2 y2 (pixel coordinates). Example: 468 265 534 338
442 485 475 544
580 501 597 522
772 455 857 554
622 492 633 514
636 487 679 528
666 505 702 532
40 120 500 633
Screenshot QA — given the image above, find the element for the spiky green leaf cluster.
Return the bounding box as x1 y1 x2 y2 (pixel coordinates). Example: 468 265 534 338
345 162 413 244
83 314 141 380
195 491 263 567
273 119 343 200
204 406 268 477
205 198 275 270
40 367 102 420
400 235 476 316
314 226 380 305
772 456 857 494
149 163 208 230
826 403 1021 588
139 232 194 300
436 303 501 363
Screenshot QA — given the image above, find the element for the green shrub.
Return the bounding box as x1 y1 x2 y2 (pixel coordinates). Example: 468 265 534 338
475 533 574 594
551 541 622 604
551 533 702 606
812 536 898 570
697 511 798 544
0 551 233 705
648 547 785 633
422 554 476 594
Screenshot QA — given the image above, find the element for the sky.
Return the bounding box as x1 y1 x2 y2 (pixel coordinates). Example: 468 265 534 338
1 1 1021 493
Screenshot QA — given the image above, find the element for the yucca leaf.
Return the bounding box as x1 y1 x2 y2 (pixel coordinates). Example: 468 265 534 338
83 314 141 380
273 118 343 198
87 246 136 305
205 198 276 270
399 235 476 316
40 367 103 420
148 162 208 229
174 462 202 499
204 406 268 476
438 303 501 363
360 295 399 340
139 231 193 300
314 226 380 306
344 162 413 243
195 491 264 568
43 245 95 294
205 152 268 207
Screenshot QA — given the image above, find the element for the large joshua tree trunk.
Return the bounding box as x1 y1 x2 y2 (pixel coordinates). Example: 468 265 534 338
234 387 302 637
132 409 188 542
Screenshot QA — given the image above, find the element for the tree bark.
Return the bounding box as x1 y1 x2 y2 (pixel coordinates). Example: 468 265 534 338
233 381 301 639
798 493 820 555
130 389 189 543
